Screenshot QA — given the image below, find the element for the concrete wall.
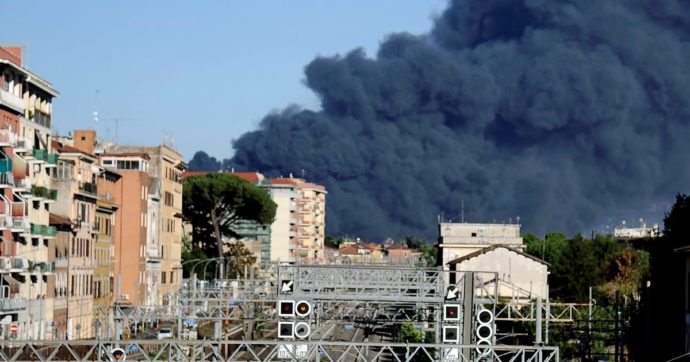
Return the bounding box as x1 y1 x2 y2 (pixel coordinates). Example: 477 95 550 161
269 187 295 263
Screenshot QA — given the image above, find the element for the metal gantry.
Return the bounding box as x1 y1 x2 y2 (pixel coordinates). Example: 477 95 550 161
0 339 559 362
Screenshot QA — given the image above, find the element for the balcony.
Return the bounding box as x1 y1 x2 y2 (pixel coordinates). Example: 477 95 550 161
0 256 29 271
48 189 57 201
32 149 47 162
0 171 14 188
46 153 58 165
146 244 161 260
0 129 16 146
30 223 42 235
78 182 98 198
0 89 25 113
14 138 33 153
31 185 49 199
0 298 27 312
31 111 51 129
14 177 31 191
43 225 57 238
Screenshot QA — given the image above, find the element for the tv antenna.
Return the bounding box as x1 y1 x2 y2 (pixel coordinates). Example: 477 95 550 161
104 118 134 143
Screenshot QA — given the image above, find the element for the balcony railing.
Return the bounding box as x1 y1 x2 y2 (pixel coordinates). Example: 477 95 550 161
33 149 47 161
43 225 57 237
0 171 14 187
31 223 42 235
0 89 25 113
15 138 33 151
31 185 49 198
79 182 98 196
0 298 27 312
46 153 58 164
31 111 51 129
146 244 161 259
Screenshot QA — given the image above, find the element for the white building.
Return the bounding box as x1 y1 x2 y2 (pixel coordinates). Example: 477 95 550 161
447 245 549 300
438 222 523 270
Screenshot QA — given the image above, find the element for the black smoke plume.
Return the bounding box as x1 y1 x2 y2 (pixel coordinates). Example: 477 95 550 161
191 0 690 240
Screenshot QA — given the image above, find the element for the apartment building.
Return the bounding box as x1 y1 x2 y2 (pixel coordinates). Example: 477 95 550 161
0 46 59 340
49 213 71 340
99 152 150 306
112 145 185 303
51 139 100 339
270 178 327 264
182 171 327 265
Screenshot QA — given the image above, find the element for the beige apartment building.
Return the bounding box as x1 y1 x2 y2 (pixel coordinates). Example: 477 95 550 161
269 178 327 264
0 46 59 340
51 139 100 339
113 145 185 303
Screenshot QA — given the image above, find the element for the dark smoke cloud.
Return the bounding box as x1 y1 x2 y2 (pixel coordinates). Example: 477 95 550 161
191 0 690 240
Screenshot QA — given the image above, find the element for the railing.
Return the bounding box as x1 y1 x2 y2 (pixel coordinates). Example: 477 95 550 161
31 223 42 235
46 153 58 164
15 138 33 150
79 182 98 195
31 184 49 198
15 177 31 190
32 111 51 129
0 89 25 113
43 225 57 237
0 340 560 362
0 171 14 186
0 298 27 312
33 148 47 161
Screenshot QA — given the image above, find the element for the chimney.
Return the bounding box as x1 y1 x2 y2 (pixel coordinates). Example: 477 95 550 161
73 130 96 155
0 46 22 66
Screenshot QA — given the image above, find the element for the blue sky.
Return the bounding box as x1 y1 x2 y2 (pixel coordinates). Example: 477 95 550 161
3 0 446 160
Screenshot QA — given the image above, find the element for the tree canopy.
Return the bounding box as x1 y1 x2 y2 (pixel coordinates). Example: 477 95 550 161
183 173 276 259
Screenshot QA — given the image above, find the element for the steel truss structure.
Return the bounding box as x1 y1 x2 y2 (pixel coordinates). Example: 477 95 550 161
495 302 591 323
0 340 559 362
279 265 444 303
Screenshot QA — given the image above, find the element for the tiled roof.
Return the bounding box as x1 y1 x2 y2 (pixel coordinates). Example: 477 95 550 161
52 140 96 158
49 213 71 226
447 244 550 266
100 152 151 160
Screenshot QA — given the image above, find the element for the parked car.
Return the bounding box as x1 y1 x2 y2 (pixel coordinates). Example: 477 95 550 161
157 327 173 340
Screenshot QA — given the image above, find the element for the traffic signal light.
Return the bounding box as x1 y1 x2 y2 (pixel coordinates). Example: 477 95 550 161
278 300 295 317
278 321 294 339
443 304 460 321
442 326 459 343
475 307 494 355
294 322 311 339
295 300 311 318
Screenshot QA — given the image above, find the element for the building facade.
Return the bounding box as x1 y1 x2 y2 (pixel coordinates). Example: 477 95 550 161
438 222 524 271
111 145 185 304
0 46 59 341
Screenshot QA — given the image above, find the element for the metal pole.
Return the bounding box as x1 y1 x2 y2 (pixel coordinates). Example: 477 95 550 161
461 271 474 360
545 285 550 345
535 297 542 344
588 286 593 360
116 273 121 341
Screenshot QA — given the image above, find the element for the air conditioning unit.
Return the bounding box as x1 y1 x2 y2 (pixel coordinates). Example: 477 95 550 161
12 257 28 270
0 257 10 270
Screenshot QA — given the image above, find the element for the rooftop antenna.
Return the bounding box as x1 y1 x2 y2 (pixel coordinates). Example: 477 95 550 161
461 200 464 223
104 118 134 144
92 89 100 130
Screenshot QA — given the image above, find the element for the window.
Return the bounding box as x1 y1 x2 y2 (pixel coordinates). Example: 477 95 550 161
161 271 166 284
164 192 173 207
